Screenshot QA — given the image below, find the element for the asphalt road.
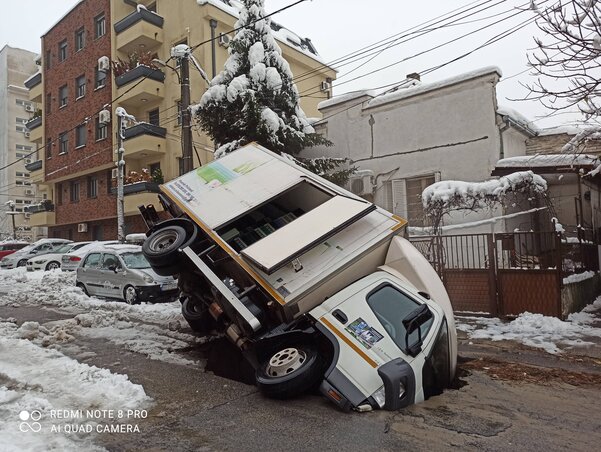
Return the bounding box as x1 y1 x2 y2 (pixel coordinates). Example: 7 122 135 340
2 304 601 452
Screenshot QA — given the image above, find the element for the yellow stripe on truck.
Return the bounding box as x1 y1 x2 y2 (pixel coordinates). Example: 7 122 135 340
320 317 378 368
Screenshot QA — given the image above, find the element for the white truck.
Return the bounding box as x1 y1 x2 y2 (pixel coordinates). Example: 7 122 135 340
140 143 457 411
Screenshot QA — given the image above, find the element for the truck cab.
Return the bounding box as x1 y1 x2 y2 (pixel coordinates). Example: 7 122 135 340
140 143 456 411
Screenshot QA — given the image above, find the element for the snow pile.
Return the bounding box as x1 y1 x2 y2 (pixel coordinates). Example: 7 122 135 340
422 171 547 210
458 298 601 354
563 270 596 285
0 318 151 450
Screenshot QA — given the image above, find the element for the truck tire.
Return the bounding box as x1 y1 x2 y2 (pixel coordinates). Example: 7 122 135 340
181 296 216 334
255 345 323 399
143 225 188 269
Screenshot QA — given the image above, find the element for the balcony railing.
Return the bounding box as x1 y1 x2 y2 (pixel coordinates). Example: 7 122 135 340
24 72 42 89
115 66 165 88
114 8 164 33
24 200 54 214
124 123 166 139
112 181 161 195
26 116 42 130
25 160 42 172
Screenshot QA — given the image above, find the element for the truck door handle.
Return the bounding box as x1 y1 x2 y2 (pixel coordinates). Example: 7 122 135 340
332 309 348 324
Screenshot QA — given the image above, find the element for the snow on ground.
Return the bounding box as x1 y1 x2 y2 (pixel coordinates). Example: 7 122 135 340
0 318 151 451
457 297 601 354
0 268 206 366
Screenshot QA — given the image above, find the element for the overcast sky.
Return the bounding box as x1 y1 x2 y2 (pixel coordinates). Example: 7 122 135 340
0 0 579 129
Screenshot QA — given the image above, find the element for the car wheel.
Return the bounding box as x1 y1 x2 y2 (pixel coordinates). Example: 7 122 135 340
181 296 217 334
255 345 324 399
17 260 28 267
76 282 88 296
124 285 139 305
45 261 60 271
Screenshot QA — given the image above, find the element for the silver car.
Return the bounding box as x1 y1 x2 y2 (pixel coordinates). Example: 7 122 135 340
0 238 73 269
75 245 178 304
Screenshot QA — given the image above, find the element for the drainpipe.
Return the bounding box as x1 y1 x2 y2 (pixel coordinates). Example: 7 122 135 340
209 19 218 79
498 116 510 160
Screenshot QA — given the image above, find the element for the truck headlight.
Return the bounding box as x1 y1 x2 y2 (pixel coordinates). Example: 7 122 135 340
143 274 154 284
372 383 406 409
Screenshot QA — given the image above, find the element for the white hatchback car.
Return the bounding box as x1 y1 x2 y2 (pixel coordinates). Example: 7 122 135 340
27 242 91 271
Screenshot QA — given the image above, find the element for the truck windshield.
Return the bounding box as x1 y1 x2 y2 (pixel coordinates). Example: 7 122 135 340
366 285 433 353
120 252 151 269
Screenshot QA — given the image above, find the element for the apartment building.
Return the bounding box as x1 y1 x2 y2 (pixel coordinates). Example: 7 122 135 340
25 0 335 241
0 45 39 241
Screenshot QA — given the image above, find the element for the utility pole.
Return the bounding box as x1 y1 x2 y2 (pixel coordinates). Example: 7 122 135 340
116 112 126 243
172 44 194 174
9 203 16 240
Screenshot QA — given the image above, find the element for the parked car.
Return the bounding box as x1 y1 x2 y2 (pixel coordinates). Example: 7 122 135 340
0 242 29 260
61 241 119 272
76 244 178 304
26 242 92 271
0 239 72 269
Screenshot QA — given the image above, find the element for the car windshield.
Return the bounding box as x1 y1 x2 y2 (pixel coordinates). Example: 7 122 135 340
54 244 74 254
15 244 36 254
120 252 151 269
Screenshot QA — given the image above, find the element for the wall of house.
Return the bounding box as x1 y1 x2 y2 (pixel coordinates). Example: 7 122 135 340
304 71 508 233
500 124 528 159
527 132 601 156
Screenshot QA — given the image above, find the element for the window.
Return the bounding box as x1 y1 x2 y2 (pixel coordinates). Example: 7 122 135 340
59 132 68 154
57 183 63 205
95 66 106 89
45 50 51 70
88 176 98 198
59 40 67 62
16 117 29 125
15 172 30 178
46 93 52 114
366 284 434 353
16 126 26 133
75 124 87 148
148 108 160 126
59 85 68 107
46 138 52 158
70 180 80 202
101 253 120 270
406 175 436 227
75 27 85 51
16 144 32 151
76 75 86 99
95 13 106 38
149 162 161 177
83 253 101 268
16 99 31 108
95 117 108 140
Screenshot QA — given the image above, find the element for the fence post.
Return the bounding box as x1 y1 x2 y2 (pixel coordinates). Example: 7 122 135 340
555 232 563 319
488 233 499 317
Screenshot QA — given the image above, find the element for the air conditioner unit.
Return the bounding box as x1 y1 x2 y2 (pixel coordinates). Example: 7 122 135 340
99 109 111 124
349 170 374 196
218 34 231 47
98 55 110 72
25 189 34 196
25 104 35 112
25 159 32 164
320 81 331 92
77 223 88 233
111 168 118 179
24 131 31 138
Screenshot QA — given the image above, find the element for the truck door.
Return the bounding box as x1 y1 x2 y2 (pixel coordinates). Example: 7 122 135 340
317 276 436 401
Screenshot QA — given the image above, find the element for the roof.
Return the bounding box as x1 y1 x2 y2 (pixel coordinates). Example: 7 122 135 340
197 0 323 61
492 154 600 176
497 105 537 137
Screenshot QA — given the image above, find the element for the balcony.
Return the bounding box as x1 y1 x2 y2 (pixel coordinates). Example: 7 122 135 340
25 201 55 227
25 160 42 172
114 8 164 55
26 116 42 130
115 66 165 108
123 123 166 159
25 72 42 102
124 190 163 216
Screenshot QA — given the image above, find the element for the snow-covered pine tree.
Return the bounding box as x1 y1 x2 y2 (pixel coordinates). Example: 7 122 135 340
194 0 353 184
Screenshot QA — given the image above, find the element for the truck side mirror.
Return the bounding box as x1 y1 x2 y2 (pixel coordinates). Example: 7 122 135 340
402 304 433 357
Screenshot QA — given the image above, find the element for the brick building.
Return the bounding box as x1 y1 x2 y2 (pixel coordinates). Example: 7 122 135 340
25 0 335 240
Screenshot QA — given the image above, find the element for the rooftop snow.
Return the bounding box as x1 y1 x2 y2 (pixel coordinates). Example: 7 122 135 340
497 104 537 134
317 90 377 111
537 125 584 136
197 0 323 62
366 66 502 109
496 154 600 168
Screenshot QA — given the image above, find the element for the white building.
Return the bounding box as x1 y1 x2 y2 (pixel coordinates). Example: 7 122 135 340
304 67 535 234
0 45 39 240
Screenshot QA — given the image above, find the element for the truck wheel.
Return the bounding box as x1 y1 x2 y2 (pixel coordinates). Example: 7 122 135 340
181 296 216 334
143 222 198 270
255 345 323 399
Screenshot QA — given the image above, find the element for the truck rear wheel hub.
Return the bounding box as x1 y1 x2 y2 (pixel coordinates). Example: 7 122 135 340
266 348 306 377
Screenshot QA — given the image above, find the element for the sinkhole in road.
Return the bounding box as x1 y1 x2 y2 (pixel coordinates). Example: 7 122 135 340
204 338 256 385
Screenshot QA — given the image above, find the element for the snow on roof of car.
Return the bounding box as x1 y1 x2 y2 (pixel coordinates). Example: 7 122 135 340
102 244 142 253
